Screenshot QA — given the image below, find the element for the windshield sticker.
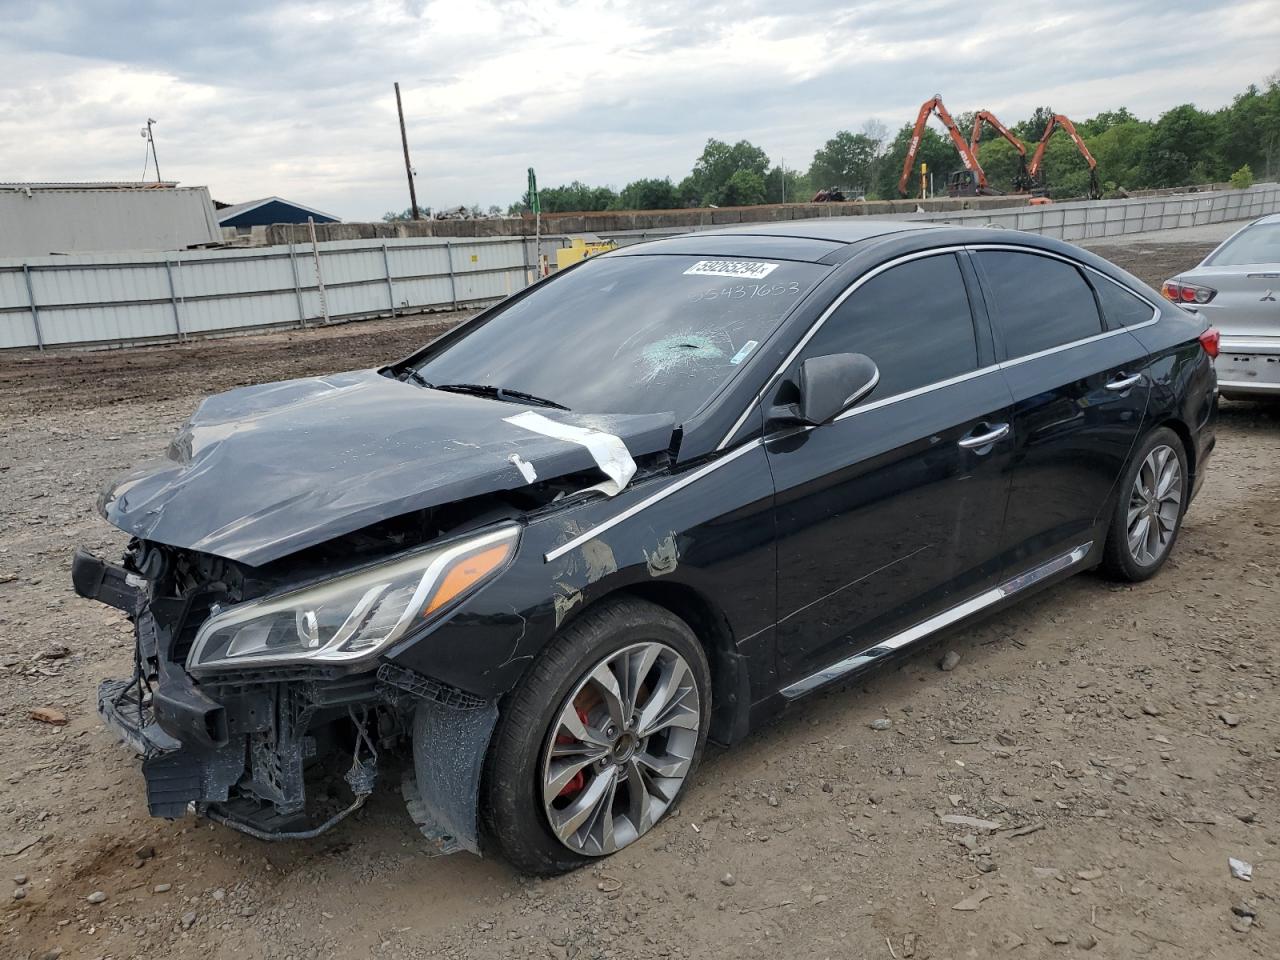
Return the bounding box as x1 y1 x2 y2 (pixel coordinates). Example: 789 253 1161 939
729 340 758 365
684 260 779 280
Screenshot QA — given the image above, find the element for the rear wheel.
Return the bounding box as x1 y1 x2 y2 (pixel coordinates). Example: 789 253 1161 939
1101 426 1188 582
482 597 710 875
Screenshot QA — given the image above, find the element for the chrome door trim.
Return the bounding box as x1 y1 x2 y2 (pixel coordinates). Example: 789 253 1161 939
542 439 764 563
779 541 1093 699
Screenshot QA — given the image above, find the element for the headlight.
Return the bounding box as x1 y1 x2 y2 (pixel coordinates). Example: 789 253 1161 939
186 525 519 673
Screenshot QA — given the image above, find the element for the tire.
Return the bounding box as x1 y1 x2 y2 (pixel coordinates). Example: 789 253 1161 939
481 596 711 875
1100 426 1189 582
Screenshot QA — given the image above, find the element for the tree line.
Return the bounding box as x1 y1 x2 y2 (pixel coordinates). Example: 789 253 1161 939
386 74 1279 219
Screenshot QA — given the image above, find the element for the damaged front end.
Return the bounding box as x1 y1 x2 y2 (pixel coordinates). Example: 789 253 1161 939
73 369 680 851
74 525 511 852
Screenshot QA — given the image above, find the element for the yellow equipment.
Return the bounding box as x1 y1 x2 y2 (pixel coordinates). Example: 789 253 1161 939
555 235 616 271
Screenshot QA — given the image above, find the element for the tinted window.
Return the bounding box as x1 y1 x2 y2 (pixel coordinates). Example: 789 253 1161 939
804 254 978 396
977 251 1102 357
1094 276 1155 327
411 255 829 419
1206 222 1280 266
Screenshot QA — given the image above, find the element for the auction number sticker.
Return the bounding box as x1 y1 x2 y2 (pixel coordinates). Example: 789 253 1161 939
684 260 779 280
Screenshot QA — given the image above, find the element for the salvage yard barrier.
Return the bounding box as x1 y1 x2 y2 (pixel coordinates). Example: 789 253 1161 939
599 182 1280 248
0 235 561 350
2 183 1277 351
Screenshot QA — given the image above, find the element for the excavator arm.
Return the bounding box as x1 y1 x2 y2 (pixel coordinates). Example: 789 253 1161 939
970 110 1033 192
898 95 989 197
1028 114 1101 199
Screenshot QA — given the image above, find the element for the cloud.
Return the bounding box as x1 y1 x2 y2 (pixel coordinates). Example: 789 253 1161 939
0 0 1276 218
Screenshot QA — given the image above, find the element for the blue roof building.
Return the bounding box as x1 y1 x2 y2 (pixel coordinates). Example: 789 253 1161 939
216 196 341 230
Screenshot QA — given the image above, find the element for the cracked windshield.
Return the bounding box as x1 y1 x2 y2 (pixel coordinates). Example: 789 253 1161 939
411 254 831 417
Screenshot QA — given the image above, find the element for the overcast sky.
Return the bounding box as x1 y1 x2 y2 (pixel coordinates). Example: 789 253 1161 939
1 0 1277 219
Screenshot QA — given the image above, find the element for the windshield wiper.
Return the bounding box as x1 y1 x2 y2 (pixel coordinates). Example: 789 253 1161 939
403 369 433 389
431 382 570 411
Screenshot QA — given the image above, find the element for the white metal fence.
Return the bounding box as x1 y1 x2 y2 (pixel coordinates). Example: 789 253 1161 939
0 235 552 350
3 184 1278 351
907 181 1280 240
600 182 1280 247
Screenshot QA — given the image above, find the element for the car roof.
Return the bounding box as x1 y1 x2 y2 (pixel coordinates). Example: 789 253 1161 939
700 218 941 244
610 219 941 264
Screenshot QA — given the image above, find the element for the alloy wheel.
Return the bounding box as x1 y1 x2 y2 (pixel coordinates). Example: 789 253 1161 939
1126 444 1183 566
540 641 701 856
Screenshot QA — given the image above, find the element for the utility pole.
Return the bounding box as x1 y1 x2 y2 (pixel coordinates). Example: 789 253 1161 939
781 156 786 203
142 119 161 182
394 82 420 220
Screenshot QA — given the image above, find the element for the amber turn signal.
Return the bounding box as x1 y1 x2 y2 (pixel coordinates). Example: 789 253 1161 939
422 541 515 617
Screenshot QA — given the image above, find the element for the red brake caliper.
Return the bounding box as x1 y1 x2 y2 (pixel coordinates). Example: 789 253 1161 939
554 707 592 799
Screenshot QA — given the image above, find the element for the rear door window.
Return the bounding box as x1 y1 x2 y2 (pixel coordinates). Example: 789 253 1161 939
976 251 1103 358
803 253 979 396
1093 277 1156 328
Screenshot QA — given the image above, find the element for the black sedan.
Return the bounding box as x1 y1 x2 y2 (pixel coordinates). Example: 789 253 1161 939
74 219 1218 874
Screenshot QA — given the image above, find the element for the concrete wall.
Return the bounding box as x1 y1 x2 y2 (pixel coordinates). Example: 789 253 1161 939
0 186 222 257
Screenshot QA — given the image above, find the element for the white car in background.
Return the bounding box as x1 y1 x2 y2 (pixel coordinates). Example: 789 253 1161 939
1163 213 1280 400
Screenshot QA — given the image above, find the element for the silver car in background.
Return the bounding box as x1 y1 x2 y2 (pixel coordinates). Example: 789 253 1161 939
1163 213 1280 400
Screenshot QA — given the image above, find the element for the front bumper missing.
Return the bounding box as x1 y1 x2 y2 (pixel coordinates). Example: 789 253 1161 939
97 677 244 819
82 547 498 850
97 664 499 850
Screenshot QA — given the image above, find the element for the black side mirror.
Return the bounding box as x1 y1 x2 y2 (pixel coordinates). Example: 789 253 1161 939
771 353 879 427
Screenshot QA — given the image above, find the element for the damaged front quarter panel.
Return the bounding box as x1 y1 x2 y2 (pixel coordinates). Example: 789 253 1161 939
77 368 686 853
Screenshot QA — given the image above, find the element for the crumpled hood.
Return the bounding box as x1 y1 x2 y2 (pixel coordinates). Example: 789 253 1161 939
99 369 675 566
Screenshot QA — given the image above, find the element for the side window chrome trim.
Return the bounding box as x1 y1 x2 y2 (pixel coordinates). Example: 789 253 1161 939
717 241 1163 452
964 243 1161 327
996 321 1155 370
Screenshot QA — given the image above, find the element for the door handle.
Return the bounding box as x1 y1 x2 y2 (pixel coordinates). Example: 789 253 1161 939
1105 372 1144 392
957 423 1010 450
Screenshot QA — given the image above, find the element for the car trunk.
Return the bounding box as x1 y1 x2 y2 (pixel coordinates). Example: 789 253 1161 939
1185 266 1280 340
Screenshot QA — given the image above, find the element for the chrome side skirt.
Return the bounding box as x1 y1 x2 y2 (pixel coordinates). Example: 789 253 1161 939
779 541 1093 699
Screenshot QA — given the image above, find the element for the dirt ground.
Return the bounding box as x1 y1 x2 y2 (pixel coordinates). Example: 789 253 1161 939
1 237 1278 960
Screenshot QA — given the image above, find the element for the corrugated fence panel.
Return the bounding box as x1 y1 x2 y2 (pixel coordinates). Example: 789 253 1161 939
2 186 1278 350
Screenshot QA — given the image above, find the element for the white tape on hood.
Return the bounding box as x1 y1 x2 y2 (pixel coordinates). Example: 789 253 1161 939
504 410 636 496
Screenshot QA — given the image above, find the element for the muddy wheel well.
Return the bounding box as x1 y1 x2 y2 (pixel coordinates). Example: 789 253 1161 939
615 581 750 746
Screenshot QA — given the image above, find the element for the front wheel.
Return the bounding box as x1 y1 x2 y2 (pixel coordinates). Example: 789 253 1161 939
482 597 710 875
1100 426 1188 582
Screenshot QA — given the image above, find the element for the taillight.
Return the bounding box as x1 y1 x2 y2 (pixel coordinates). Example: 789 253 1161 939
1198 327 1220 358
1161 280 1216 305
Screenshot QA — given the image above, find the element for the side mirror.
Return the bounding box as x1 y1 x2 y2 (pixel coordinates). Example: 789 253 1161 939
772 353 879 426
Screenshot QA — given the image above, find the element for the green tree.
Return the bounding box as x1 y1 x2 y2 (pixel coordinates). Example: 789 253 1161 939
1087 121 1153 190
613 177 680 210
1017 106 1057 143
718 169 767 206
764 165 809 203
1080 107 1138 137
1142 104 1223 186
1230 164 1255 189
808 131 879 194
685 138 770 206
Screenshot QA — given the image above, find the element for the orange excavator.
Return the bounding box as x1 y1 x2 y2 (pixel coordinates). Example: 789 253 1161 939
969 110 1034 193
898 95 993 198
1028 114 1102 200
